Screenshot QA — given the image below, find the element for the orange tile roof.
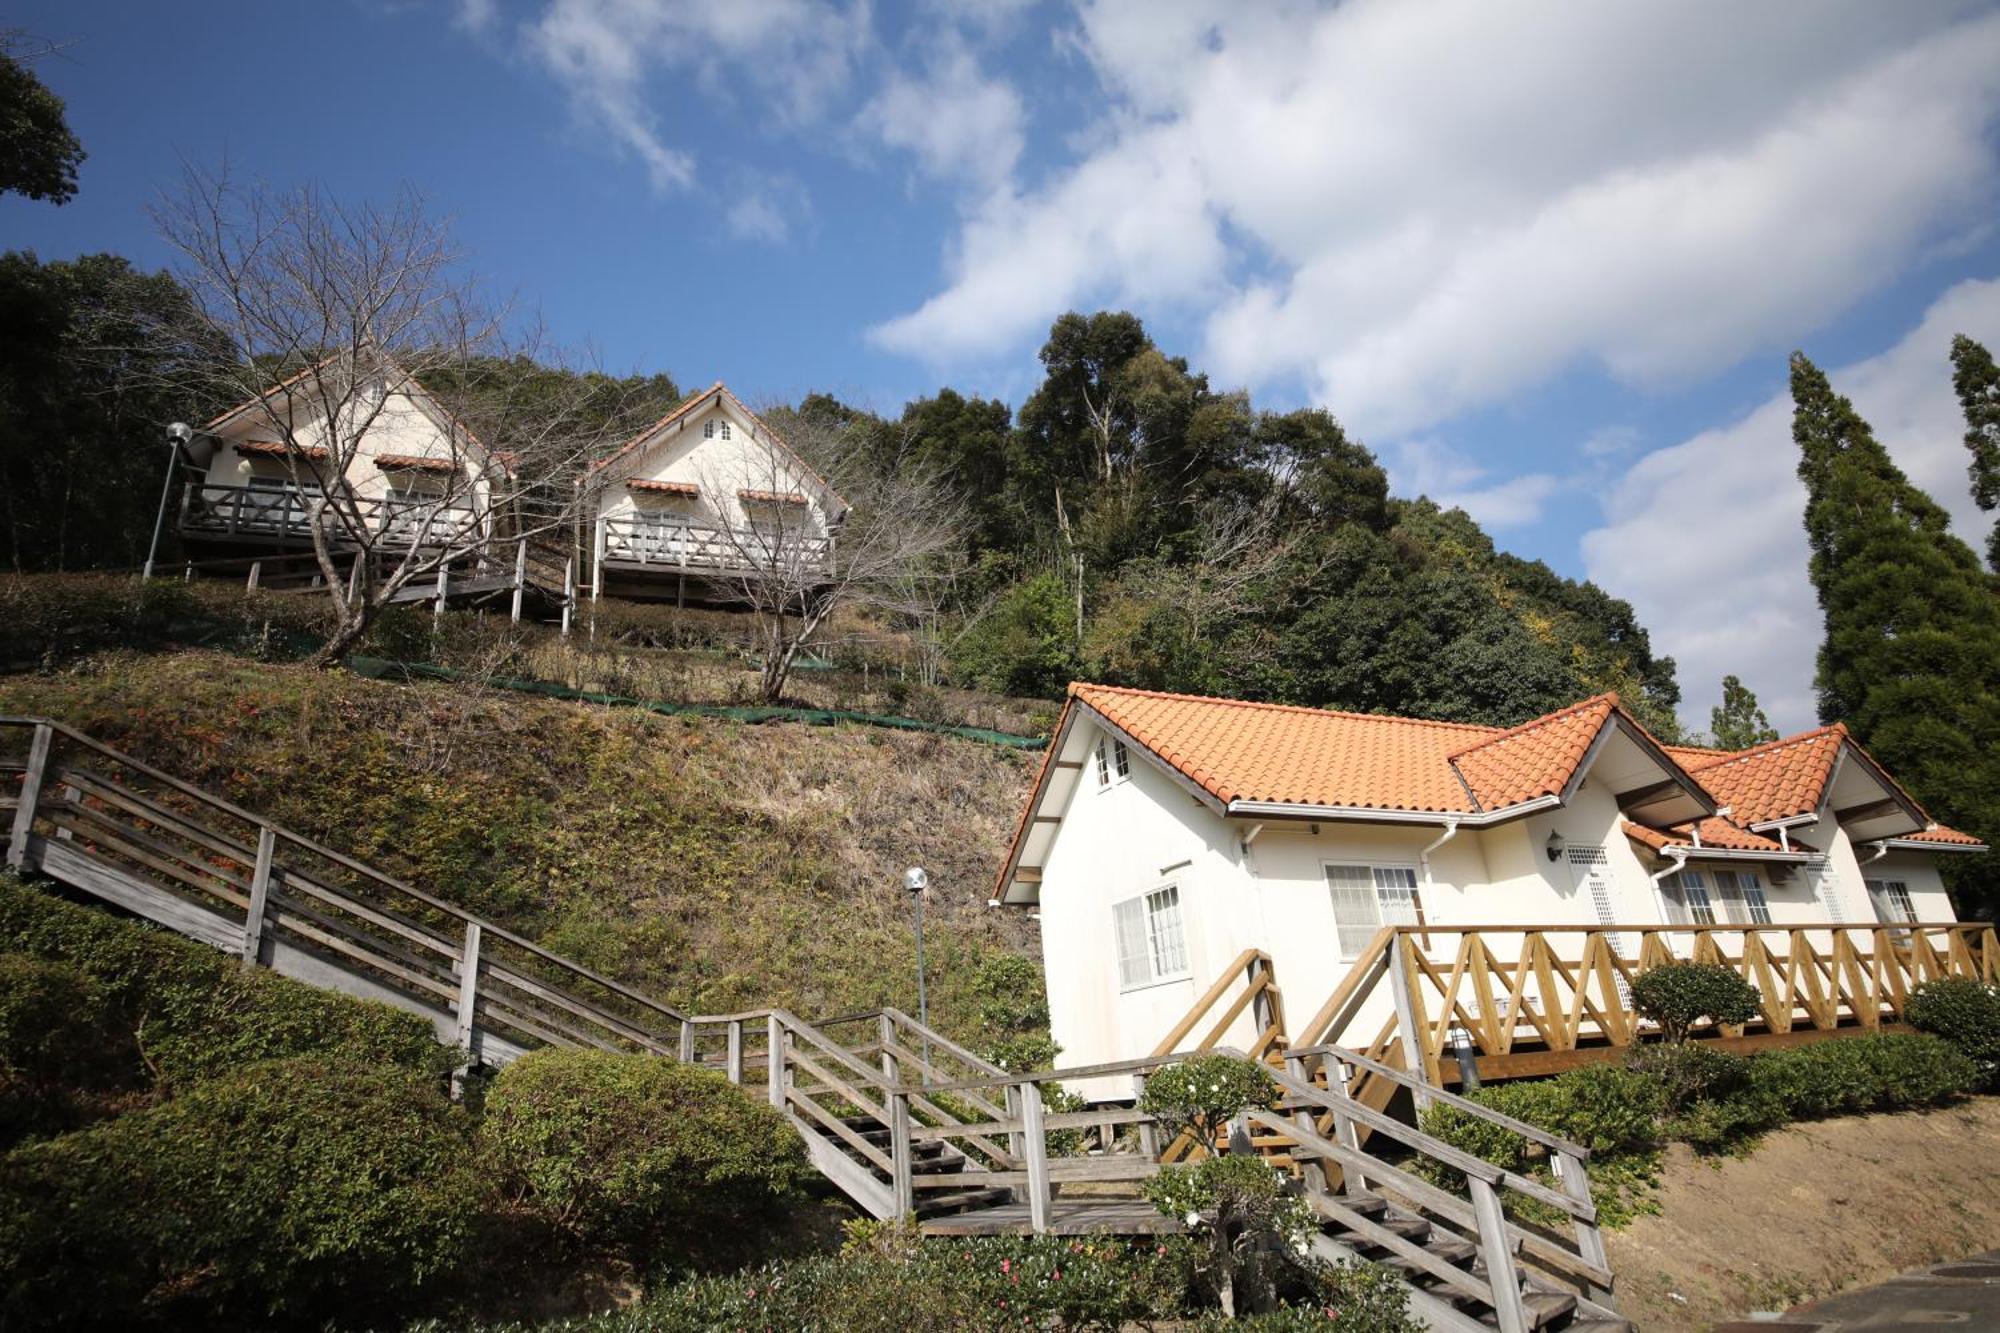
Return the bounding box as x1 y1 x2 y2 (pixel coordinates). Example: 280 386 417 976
235 440 329 460
1447 695 1618 809
1899 825 1987 848
588 381 849 512
627 479 699 496
1073 683 1499 813
373 453 458 474
1620 818 1794 855
1680 726 1846 825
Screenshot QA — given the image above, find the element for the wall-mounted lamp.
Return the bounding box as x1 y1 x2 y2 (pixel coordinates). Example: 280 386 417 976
1545 831 1566 863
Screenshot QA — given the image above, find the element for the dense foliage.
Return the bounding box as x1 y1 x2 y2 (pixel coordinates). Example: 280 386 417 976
1952 333 2000 572
1907 976 2000 1087
481 1048 808 1267
1420 1031 1979 1227
1708 674 1779 749
1629 961 1762 1044
1792 351 2000 916
0 46 84 205
0 1057 481 1329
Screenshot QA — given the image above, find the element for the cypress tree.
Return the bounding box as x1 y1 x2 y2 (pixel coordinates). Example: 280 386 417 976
1791 352 2000 916
1709 675 1778 750
1950 333 2000 572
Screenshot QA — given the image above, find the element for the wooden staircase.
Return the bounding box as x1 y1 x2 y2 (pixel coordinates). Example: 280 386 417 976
3 715 1630 1329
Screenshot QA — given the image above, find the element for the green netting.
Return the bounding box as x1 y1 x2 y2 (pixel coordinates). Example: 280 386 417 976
344 656 1049 750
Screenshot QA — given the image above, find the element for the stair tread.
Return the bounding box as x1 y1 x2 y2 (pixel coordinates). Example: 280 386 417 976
912 1188 1013 1217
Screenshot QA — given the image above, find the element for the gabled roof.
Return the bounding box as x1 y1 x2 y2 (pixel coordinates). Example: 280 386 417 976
202 351 499 474
1886 825 1988 851
1448 695 1620 810
587 381 848 514
1678 726 1847 827
1620 818 1805 859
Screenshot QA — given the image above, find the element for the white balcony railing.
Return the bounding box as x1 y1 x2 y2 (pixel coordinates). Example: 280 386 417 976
178 483 482 550
601 513 831 575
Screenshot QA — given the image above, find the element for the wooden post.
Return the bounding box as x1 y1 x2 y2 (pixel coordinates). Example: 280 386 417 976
1133 1072 1160 1160
889 1089 915 1219
1469 1174 1529 1333
1387 933 1434 1108
6 724 52 871
510 538 527 624
1005 1084 1031 1189
1555 1149 1614 1308
245 560 261 591
679 1019 696 1063
454 922 482 1060
434 564 449 622
1287 1054 1329 1199
767 1015 787 1111
1020 1080 1052 1233
726 1020 744 1086
878 1012 899 1084
241 826 277 965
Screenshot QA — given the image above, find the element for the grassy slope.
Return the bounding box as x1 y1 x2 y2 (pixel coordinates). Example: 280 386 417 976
0 650 1044 1033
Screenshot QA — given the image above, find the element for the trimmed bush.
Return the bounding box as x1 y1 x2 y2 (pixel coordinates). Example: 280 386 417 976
0 875 454 1089
0 953 132 1144
1630 961 1761 1044
0 1057 480 1329
1624 1040 1748 1112
1139 1053 1279 1148
480 1048 808 1266
1906 976 2000 1085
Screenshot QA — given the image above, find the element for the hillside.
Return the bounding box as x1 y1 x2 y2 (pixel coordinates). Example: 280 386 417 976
0 650 1046 1044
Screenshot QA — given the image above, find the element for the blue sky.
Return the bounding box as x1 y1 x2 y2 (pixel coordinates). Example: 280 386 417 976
7 0 2000 731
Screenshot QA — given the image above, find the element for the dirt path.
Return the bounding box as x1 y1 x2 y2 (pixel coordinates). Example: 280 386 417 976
1605 1096 2000 1331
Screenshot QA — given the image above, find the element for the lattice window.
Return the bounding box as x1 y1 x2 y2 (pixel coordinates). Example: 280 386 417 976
1864 878 1917 924
1664 870 1715 925
1094 737 1130 788
1113 885 1189 989
1326 863 1423 958
1811 861 1843 922
703 419 715 438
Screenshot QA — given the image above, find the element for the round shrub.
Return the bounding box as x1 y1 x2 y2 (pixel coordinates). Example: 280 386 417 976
0 1057 479 1329
1906 976 2000 1085
1139 1054 1278 1150
1631 961 1761 1044
480 1048 808 1264
1625 1040 1748 1112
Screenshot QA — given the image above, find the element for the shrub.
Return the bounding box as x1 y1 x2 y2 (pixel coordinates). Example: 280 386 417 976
0 875 453 1088
1139 1054 1278 1149
1630 961 1761 1043
0 1057 480 1329
480 1048 808 1266
1144 1153 1317 1317
0 953 131 1145
1189 1259 1419 1330
1906 976 2000 1085
1625 1041 1748 1112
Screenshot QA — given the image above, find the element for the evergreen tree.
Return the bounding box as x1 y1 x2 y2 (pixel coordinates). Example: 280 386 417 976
1792 351 2000 916
1709 675 1778 750
1949 333 2000 572
0 42 84 205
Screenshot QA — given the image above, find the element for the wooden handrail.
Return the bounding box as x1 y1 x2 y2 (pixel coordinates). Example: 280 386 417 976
1150 947 1272 1056
1286 1043 1591 1161
1294 927 1393 1048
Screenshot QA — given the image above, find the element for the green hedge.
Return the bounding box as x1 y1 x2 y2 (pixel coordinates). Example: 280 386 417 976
0 953 130 1146
0 1057 480 1329
0 875 453 1090
1907 976 2000 1086
480 1048 809 1267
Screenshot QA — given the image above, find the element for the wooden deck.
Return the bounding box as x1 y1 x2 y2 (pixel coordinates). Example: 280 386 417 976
919 1198 1179 1236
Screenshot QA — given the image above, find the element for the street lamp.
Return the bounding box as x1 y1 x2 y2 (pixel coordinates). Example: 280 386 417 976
145 423 194 581
904 866 931 1079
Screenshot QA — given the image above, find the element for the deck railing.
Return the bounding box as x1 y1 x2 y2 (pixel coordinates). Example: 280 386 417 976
179 482 483 550
600 513 830 574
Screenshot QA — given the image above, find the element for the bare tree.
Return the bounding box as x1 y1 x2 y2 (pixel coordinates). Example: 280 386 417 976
148 166 636 666
691 406 965 702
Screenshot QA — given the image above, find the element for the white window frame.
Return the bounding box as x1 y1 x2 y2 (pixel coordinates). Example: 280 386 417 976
703 419 716 439
1094 737 1131 791
1709 869 1771 925
720 420 732 440
1113 883 1191 992
1863 878 1917 925
1324 861 1424 960
1662 869 1716 926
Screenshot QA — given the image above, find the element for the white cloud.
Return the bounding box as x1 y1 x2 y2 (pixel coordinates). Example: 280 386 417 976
1580 426 1642 460
859 38 1025 190
874 0 2000 441
1384 437 1562 530
523 0 870 193
1580 278 2000 736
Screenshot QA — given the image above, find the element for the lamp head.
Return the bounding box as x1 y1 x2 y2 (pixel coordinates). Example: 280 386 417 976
1545 831 1565 863
902 866 929 895
166 422 194 444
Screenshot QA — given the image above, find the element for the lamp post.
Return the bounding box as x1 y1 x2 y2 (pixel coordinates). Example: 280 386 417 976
903 865 930 1080
144 423 194 581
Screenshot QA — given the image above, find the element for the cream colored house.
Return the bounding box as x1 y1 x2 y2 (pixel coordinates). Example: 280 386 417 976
581 382 846 605
176 358 500 563
994 685 1988 1099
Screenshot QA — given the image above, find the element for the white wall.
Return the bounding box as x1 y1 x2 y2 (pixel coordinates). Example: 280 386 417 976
592 400 831 537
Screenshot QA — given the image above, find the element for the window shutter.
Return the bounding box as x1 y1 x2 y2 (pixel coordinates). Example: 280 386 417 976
1114 897 1149 988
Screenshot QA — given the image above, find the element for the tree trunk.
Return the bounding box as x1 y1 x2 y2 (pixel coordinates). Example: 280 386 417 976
309 603 374 669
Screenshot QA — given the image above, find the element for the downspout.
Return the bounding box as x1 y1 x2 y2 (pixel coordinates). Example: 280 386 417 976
1859 841 1889 867
1419 817 1461 887
1649 846 1691 924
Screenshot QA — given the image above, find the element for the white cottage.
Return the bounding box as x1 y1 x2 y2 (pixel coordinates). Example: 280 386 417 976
581 383 846 605
176 357 500 564
995 684 1990 1099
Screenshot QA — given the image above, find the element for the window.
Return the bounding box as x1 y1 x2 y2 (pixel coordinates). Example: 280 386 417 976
1710 870 1771 925
246 475 322 495
1864 878 1917 925
1094 737 1130 789
703 420 715 439
1326 863 1423 958
1113 885 1189 989
1662 870 1715 925
720 421 732 440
